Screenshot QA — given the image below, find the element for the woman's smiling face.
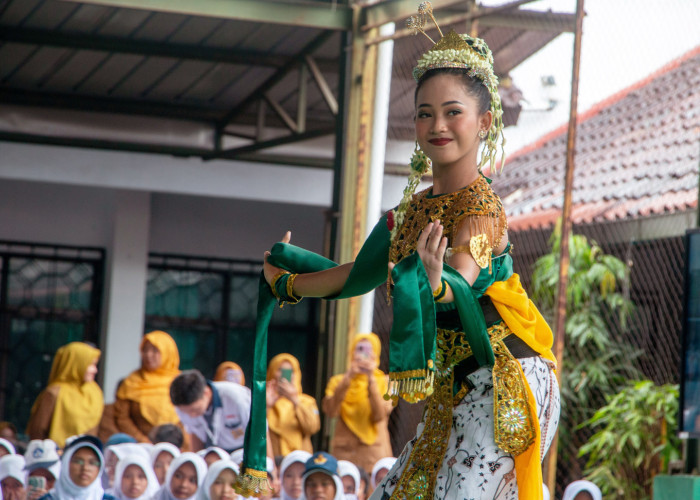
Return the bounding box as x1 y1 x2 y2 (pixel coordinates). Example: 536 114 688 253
415 73 491 170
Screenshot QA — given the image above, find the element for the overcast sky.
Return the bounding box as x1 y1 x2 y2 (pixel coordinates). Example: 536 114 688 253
491 0 700 151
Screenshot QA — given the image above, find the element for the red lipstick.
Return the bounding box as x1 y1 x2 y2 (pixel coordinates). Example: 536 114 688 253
429 138 452 146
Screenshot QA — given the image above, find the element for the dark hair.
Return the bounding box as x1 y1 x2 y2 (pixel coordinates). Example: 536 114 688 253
170 370 207 406
358 466 370 496
415 68 491 115
149 424 184 448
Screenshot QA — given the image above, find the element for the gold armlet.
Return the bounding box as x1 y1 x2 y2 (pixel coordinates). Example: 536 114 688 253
285 273 302 305
270 270 290 300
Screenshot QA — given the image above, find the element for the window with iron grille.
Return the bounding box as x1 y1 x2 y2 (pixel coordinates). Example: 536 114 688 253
0 241 104 430
145 253 321 392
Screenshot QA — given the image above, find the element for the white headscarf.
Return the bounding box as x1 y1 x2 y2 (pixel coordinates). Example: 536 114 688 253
107 444 150 463
228 450 243 467
197 460 241 500
301 469 344 500
542 483 550 500
113 453 160 500
0 438 15 455
54 441 106 500
337 460 360 498
150 443 181 467
562 480 602 500
196 447 229 463
279 451 311 500
154 452 207 500
370 458 396 489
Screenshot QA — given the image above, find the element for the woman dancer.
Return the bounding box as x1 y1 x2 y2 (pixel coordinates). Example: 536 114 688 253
253 4 559 499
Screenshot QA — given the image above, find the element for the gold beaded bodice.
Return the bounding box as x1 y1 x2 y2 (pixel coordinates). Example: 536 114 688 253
388 175 507 266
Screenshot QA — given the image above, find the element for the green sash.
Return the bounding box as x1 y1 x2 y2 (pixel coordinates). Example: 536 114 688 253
234 215 494 496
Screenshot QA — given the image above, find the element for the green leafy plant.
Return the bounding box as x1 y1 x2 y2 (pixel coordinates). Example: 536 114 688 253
578 380 680 500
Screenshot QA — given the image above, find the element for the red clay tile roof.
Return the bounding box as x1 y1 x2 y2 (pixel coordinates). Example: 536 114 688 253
489 45 700 230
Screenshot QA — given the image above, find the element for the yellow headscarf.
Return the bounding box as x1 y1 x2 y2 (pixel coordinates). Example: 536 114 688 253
116 331 181 426
213 361 246 385
266 353 314 455
325 333 388 445
32 342 104 447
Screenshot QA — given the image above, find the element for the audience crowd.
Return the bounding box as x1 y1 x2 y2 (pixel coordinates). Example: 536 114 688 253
0 333 598 500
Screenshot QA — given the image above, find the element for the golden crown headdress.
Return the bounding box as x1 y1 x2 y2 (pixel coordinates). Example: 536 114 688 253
408 1 505 174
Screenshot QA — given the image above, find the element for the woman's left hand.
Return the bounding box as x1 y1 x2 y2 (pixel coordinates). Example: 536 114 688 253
277 378 300 406
416 220 447 291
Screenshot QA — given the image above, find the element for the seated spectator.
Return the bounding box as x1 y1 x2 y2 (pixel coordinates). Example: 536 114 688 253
170 370 251 453
153 452 207 500
26 342 104 447
199 460 241 500
563 480 603 500
357 468 369 500
0 440 14 458
116 331 182 443
301 452 343 500
105 434 138 448
266 354 320 456
24 439 61 500
0 424 18 454
149 424 184 450
112 453 159 500
150 443 180 486
196 447 229 468
103 444 150 491
279 450 311 500
213 363 245 386
337 460 361 500
322 334 393 473
98 383 126 445
39 435 115 500
370 457 396 491
0 454 26 500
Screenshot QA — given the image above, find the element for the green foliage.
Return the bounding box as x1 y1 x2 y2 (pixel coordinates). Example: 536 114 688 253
578 381 680 500
531 224 640 411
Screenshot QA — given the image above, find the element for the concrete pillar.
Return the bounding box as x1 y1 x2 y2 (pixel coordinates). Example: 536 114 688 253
100 190 151 402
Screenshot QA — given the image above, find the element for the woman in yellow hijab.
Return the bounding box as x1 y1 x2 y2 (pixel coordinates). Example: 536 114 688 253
322 333 393 473
213 361 245 385
26 342 104 447
115 331 182 443
265 353 320 456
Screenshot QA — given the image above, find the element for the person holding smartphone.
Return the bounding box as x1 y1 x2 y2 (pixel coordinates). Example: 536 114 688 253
322 333 393 474
265 354 320 457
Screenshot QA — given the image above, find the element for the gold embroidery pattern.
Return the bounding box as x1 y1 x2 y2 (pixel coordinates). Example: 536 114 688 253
390 323 536 498
388 176 507 268
492 339 536 456
391 371 453 499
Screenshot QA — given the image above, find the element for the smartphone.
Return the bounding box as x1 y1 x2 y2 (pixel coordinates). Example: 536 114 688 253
280 367 293 382
28 475 46 492
356 342 372 360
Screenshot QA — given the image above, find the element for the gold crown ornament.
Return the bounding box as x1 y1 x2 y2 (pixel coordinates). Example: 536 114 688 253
408 1 506 174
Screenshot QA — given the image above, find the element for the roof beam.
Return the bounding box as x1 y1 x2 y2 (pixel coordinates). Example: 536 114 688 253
59 0 353 30
0 26 290 68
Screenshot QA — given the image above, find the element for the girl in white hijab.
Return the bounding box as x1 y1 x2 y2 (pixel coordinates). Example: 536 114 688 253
0 438 15 456
44 436 109 500
112 454 160 500
196 448 229 468
562 480 603 500
197 460 241 500
279 451 311 500
104 444 151 491
369 458 396 490
337 461 361 500
150 443 181 486
154 452 207 500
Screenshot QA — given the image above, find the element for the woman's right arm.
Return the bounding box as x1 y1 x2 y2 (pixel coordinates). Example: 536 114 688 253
263 231 354 298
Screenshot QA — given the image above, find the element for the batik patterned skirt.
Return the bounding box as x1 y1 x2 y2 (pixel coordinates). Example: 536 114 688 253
370 356 560 500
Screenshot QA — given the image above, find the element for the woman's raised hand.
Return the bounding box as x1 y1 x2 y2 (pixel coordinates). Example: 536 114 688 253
263 231 292 285
416 220 447 291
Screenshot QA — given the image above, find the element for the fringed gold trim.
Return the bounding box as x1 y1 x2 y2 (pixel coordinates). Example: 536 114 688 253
234 468 272 498
384 368 435 405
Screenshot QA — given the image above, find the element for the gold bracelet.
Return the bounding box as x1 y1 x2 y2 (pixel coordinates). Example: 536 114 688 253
437 282 450 303
285 273 302 304
269 270 290 300
432 280 444 298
